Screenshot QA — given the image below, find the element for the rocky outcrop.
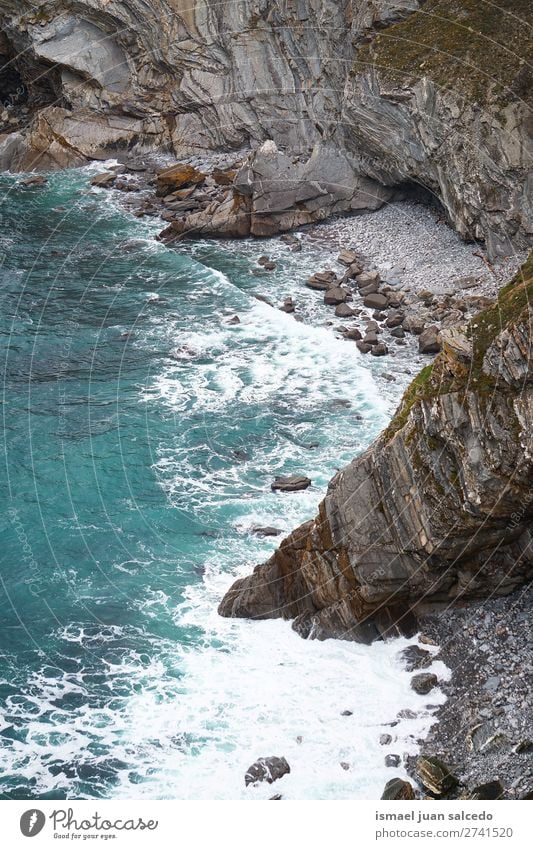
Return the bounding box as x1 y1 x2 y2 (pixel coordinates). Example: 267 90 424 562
219 255 533 641
0 1 530 252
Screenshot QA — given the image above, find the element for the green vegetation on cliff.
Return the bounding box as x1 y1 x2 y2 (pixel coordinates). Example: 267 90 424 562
356 0 533 103
385 252 533 440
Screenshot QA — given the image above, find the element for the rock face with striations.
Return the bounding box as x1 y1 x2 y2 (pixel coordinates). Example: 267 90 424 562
219 256 533 641
0 1 530 253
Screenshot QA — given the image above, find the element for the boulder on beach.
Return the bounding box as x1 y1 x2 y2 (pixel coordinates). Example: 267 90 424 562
363 293 389 310
271 475 311 492
419 325 442 354
91 172 116 187
251 526 283 537
324 287 348 305
245 756 291 787
337 249 359 266
416 756 458 796
306 270 337 291
356 340 372 354
381 778 416 800
335 303 356 318
399 645 433 671
371 342 388 356
411 673 439 695
357 270 380 288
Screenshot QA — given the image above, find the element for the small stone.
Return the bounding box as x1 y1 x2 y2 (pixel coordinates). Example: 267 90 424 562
385 312 404 328
411 673 439 695
363 331 379 345
356 341 372 354
514 740 533 753
371 342 388 357
397 709 417 720
20 175 48 187
227 315 241 325
340 762 350 771
385 754 401 768
345 327 363 341
391 327 405 338
381 778 416 800
465 780 504 800
380 734 393 745
341 710 353 716
269 794 283 800
482 676 501 693
399 646 433 671
357 271 381 288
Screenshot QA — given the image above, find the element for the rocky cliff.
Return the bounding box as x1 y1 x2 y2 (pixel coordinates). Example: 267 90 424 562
0 1 531 254
219 254 533 641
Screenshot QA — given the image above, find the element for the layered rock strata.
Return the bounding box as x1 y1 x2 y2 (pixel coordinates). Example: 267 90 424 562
219 255 533 642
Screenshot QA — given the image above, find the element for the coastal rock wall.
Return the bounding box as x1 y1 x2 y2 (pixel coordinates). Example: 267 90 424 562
0 1 531 252
219 255 533 641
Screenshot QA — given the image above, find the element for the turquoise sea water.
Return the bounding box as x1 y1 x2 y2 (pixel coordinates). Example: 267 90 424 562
0 166 443 800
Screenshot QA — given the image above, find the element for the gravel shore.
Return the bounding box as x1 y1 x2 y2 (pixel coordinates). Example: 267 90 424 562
404 585 533 799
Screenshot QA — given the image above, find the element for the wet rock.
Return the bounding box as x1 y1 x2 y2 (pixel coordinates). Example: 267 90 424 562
227 315 241 325
371 342 388 356
419 325 442 354
386 312 404 329
324 287 348 305
403 315 425 335
280 297 295 313
385 754 401 767
340 710 353 716
391 327 405 339
359 280 380 296
306 271 337 291
335 303 356 318
345 327 363 341
20 174 47 187
515 740 533 754
397 709 418 720
411 673 439 695
381 778 416 800
269 794 283 800
416 756 458 796
363 331 379 345
340 761 350 771
363 293 389 311
380 734 393 745
271 475 311 492
341 263 362 282
356 340 372 354
399 646 433 671
245 756 290 787
251 527 283 537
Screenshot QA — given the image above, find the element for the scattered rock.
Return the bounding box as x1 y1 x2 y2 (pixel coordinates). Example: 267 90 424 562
271 475 311 492
91 172 116 187
386 312 404 329
324 287 348 305
20 175 47 187
356 341 372 354
399 646 433 671
251 527 283 537
371 342 388 356
381 778 416 800
280 297 295 313
416 756 458 796
337 249 360 266
464 780 504 800
269 794 283 800
363 293 389 311
419 325 442 354
156 163 205 194
340 762 350 771
380 734 393 745
357 270 381 288
245 756 291 787
227 315 241 325
411 673 439 695
391 327 405 339
335 303 356 318
385 754 401 768
363 331 379 345
345 327 363 341
341 710 353 716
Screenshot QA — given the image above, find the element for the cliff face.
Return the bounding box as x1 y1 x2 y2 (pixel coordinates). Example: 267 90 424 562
0 1 531 254
219 255 533 642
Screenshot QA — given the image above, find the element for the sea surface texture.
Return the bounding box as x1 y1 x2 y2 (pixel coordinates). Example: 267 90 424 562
0 167 444 800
